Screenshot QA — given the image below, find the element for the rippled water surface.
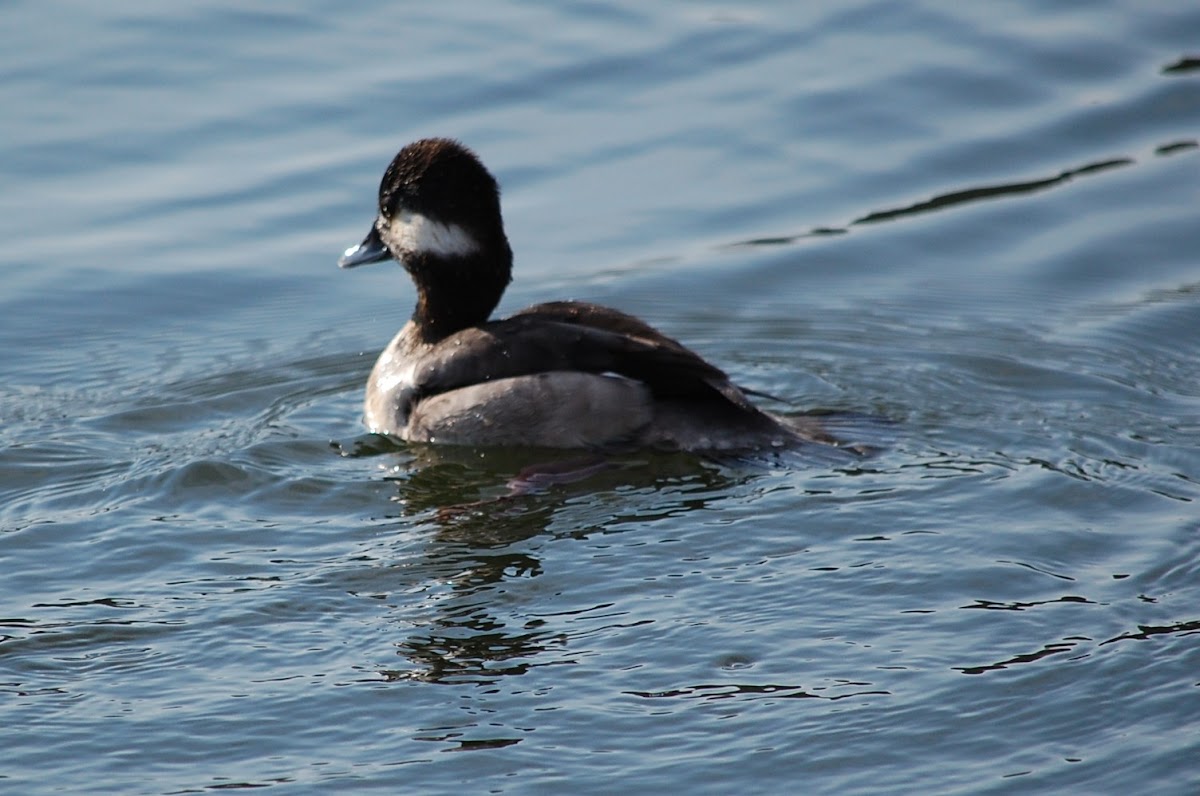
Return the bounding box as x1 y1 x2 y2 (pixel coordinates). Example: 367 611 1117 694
3 2 1200 793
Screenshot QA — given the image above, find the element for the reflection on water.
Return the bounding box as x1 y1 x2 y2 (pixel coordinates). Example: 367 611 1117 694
385 610 563 685
334 421 894 687
957 618 1200 676
349 445 762 685
627 681 889 702
729 136 1195 248
851 156 1133 226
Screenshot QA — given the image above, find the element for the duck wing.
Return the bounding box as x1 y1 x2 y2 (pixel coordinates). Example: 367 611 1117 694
407 301 762 414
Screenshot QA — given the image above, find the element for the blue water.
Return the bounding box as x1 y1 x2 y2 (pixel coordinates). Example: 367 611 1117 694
3 1 1200 793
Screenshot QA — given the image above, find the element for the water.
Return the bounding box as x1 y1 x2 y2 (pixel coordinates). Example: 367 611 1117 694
3 1 1199 793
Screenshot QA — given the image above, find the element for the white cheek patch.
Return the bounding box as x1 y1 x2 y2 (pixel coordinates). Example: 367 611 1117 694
382 211 479 258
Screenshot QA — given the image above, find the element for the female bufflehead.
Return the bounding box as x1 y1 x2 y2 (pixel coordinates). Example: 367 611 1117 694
339 138 846 452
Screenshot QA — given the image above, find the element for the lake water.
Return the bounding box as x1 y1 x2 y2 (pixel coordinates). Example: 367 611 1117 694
3 1 1199 793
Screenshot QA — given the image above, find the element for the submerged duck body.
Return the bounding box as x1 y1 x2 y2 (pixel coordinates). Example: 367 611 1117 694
339 138 842 452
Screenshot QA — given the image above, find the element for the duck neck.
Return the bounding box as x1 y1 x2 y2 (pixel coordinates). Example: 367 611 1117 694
408 248 512 341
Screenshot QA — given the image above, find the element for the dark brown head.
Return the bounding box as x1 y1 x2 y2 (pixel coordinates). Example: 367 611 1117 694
339 139 514 337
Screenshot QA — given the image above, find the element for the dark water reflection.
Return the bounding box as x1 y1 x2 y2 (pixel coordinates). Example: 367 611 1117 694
731 135 1195 247
341 444 790 685
330 417 900 688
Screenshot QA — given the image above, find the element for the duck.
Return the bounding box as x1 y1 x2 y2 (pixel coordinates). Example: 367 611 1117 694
339 137 850 453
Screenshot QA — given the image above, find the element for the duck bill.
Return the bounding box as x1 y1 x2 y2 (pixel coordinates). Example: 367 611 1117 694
338 224 392 268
